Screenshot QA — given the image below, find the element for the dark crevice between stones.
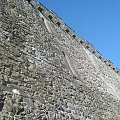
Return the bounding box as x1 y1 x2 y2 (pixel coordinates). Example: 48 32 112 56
65 29 69 33
26 0 31 3
72 35 76 38
48 15 53 20
56 22 61 27
99 56 102 59
0 92 5 112
16 107 24 115
38 7 43 12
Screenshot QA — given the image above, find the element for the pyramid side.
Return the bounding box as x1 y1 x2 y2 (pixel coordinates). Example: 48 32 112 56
0 0 120 119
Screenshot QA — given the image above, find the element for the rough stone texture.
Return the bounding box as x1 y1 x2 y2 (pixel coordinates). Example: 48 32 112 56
0 0 120 120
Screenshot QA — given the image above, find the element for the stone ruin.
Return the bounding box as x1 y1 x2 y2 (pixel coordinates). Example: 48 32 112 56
0 0 120 119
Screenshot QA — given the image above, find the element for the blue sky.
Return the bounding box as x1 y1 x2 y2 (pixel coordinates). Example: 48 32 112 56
37 0 120 69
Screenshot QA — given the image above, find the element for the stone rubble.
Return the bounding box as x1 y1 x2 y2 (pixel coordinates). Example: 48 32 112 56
0 0 120 120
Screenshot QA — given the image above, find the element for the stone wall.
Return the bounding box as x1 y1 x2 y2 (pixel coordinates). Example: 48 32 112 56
0 0 120 120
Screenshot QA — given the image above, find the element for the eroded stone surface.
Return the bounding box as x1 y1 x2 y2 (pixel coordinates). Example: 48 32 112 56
0 0 120 120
